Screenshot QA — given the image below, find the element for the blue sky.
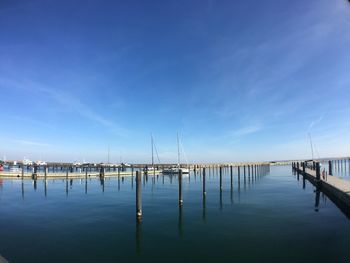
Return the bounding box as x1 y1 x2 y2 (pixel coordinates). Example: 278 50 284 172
1 0 350 163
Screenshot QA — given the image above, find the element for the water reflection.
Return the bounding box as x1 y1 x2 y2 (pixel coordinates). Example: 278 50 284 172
136 219 142 256
178 205 183 238
314 188 320 212
100 177 105 193
44 180 47 197
202 194 206 223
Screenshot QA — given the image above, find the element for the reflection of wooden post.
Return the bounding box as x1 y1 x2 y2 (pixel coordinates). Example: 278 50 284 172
179 170 183 206
136 171 142 220
230 166 233 189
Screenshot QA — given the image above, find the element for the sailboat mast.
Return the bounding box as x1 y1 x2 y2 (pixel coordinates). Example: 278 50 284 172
107 146 110 164
177 133 180 168
151 134 154 168
308 133 314 160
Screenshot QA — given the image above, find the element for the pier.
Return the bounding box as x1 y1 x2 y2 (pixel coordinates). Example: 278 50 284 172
292 160 350 210
0 162 271 180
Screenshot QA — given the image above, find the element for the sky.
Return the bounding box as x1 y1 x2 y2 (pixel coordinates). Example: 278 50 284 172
1 0 350 164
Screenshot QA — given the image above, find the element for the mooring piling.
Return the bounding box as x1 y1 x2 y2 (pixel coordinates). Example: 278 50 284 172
329 160 333 176
219 166 222 191
136 171 142 220
203 167 206 196
179 170 183 206
316 162 321 182
230 165 233 189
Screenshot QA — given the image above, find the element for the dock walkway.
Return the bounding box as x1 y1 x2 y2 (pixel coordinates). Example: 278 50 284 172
0 171 162 179
294 164 350 208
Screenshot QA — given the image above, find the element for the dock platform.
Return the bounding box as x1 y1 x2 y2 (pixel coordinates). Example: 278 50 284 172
294 163 350 209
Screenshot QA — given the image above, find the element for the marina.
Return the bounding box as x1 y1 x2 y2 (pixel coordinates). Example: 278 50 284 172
1 164 350 262
1 0 350 262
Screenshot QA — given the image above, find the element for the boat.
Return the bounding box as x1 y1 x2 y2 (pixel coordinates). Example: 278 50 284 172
163 167 189 174
162 133 189 174
144 134 162 174
23 158 33 166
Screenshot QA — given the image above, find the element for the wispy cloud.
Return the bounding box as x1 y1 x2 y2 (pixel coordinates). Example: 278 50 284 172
230 124 262 138
0 78 129 137
11 139 50 147
309 115 324 130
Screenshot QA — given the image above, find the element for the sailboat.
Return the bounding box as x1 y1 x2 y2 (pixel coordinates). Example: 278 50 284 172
144 134 160 174
162 133 189 174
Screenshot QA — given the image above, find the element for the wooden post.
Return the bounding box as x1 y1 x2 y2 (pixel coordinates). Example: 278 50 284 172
230 165 233 189
329 160 332 176
179 170 183 206
136 171 142 219
219 166 222 191
203 167 206 195
21 164 24 179
303 162 306 174
131 165 134 189
238 166 241 184
316 162 320 181
44 165 47 180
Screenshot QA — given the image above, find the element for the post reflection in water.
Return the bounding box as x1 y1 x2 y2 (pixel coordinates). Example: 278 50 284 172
21 180 24 199
44 179 47 197
314 188 320 212
33 179 37 191
302 176 306 189
136 219 142 256
66 179 68 196
202 194 206 223
220 189 223 210
178 205 183 238
100 177 105 193
85 177 88 194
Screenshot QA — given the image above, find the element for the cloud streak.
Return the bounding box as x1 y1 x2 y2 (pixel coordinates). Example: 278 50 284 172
11 139 50 147
0 77 129 137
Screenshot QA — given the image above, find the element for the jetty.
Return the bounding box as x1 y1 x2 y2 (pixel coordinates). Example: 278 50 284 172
292 161 350 210
0 161 271 180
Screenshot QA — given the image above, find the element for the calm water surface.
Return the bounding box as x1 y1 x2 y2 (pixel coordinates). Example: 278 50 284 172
0 165 349 263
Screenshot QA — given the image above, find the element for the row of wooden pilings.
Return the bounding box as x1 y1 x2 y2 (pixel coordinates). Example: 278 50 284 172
135 163 270 221
291 158 350 179
292 161 322 181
